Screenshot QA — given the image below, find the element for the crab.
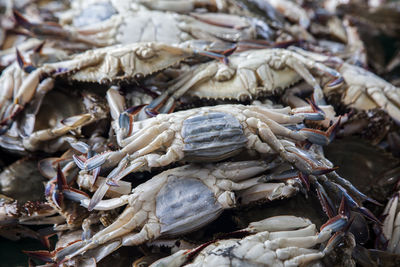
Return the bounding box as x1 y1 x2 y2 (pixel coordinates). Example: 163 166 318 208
0 42 213 138
0 158 65 244
131 47 343 121
14 1 269 48
0 82 109 153
150 215 348 267
264 0 310 29
290 47 400 124
36 160 302 264
74 101 341 208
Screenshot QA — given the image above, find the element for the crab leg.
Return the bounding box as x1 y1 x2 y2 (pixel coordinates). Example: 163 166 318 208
249 119 332 175
367 87 400 122
63 208 146 261
238 182 299 205
210 160 274 181
128 130 175 158
23 113 93 150
248 118 311 173
120 122 171 150
153 63 219 114
81 195 130 211
13 10 106 47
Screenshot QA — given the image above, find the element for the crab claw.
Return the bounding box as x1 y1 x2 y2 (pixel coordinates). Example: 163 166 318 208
73 151 111 171
300 116 341 145
143 93 174 116
320 197 349 235
118 105 147 135
23 250 55 263
69 141 90 154
292 96 326 121
88 179 110 211
323 223 350 254
260 168 310 191
16 48 36 73
285 146 338 176
326 172 382 206
196 49 230 64
326 181 382 225
49 164 67 209
13 10 65 39
0 104 24 134
63 187 90 203
315 181 336 219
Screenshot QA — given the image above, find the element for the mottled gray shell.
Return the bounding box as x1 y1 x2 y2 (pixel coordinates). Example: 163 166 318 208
156 176 223 236
181 112 247 161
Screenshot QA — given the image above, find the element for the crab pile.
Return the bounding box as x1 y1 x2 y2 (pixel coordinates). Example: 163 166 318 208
1 0 400 266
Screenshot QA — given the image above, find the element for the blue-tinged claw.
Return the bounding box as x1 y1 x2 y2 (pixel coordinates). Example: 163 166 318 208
259 168 310 190
56 164 67 190
16 48 37 73
323 231 345 254
334 183 382 224
73 151 111 171
44 181 54 199
158 98 177 114
338 195 350 218
297 95 326 121
146 94 169 111
87 180 110 212
145 108 159 117
320 215 348 234
323 215 353 254
63 187 90 203
311 166 338 176
285 146 337 175
47 164 68 209
315 181 336 219
326 172 382 206
300 116 341 145
118 112 131 132
51 189 63 210
23 250 54 263
119 105 146 135
91 166 101 185
298 172 310 191
72 154 86 170
55 241 85 263
299 112 325 121
195 49 230 64
125 105 147 115
70 141 90 154
325 75 344 90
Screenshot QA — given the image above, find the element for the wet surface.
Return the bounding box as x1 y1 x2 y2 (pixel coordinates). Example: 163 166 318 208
325 136 399 196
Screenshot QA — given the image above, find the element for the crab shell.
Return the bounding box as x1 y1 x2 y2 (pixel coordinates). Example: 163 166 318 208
150 215 337 267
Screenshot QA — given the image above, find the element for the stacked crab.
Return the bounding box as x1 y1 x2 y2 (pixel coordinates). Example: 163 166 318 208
0 0 400 266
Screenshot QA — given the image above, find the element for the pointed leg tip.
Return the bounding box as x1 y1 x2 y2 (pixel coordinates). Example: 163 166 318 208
106 179 119 187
